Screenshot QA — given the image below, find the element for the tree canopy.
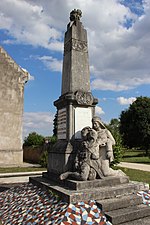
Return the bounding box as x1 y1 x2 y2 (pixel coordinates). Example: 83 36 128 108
119 96 150 154
24 132 45 146
53 111 58 137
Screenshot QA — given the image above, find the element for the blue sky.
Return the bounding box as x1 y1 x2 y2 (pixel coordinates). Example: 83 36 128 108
0 0 150 138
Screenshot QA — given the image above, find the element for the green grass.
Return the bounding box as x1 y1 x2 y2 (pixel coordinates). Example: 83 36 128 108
121 149 150 164
0 167 46 173
115 166 150 186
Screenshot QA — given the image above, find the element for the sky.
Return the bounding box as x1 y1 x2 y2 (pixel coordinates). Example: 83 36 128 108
0 0 150 138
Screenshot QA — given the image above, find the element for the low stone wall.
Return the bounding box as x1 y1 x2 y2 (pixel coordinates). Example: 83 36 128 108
23 145 49 164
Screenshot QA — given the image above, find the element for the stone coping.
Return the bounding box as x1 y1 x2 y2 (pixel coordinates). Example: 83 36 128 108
0 170 46 178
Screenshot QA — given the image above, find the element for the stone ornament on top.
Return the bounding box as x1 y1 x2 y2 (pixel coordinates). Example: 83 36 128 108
70 9 82 22
60 116 125 181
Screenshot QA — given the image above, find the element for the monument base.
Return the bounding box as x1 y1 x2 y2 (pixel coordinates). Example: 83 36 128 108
43 171 129 190
30 175 148 204
48 140 78 175
30 175 150 224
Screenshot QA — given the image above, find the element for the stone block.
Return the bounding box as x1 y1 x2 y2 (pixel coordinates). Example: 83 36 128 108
48 140 75 174
97 194 142 212
62 176 129 190
105 204 150 225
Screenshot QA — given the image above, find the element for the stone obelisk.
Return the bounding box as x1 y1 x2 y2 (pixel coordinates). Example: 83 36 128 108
48 9 98 176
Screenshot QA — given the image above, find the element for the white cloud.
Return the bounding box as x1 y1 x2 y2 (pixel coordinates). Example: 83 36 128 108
117 97 136 105
38 56 62 72
95 106 105 116
23 112 54 138
0 0 150 91
0 0 63 51
91 79 130 92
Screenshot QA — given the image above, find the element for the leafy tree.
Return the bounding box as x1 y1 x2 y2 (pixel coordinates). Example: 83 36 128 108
120 96 150 155
53 111 58 137
24 132 45 147
106 118 123 164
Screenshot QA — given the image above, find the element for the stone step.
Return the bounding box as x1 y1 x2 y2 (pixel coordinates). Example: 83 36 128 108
105 204 150 225
119 215 150 225
96 194 142 212
30 176 147 203
0 171 46 184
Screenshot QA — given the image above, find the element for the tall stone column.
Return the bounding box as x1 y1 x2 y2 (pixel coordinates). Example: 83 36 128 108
48 9 98 175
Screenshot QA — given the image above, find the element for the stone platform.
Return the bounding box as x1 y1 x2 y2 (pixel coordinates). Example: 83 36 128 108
30 175 145 203
30 175 150 224
43 172 129 191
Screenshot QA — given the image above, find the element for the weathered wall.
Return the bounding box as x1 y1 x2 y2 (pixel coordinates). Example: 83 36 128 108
0 46 28 165
23 144 50 164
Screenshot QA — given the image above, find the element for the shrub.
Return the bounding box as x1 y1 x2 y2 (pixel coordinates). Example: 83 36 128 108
39 136 57 167
24 132 45 147
39 150 48 168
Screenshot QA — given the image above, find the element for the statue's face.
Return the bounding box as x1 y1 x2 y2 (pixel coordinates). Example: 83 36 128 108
93 121 99 130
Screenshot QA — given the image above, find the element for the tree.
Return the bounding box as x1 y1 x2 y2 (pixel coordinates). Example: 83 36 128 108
53 111 58 137
120 96 150 155
106 118 123 164
24 132 45 147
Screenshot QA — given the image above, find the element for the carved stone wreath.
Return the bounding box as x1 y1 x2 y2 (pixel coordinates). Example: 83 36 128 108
64 39 87 55
75 91 93 105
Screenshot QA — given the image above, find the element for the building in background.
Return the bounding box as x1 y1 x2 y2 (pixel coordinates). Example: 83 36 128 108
0 46 29 165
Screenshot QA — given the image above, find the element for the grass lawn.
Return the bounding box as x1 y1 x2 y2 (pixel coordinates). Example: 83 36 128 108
121 149 150 164
115 166 150 186
0 167 46 173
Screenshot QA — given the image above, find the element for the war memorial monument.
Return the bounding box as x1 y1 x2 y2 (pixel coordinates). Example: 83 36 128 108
30 9 150 224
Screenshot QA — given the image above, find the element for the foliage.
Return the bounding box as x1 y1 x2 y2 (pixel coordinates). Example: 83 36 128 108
120 96 150 155
39 150 48 168
39 136 57 167
106 118 123 164
50 135 57 144
53 111 58 137
24 132 45 147
44 136 57 144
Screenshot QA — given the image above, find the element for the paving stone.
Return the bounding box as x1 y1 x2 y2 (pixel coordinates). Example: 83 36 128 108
0 182 111 225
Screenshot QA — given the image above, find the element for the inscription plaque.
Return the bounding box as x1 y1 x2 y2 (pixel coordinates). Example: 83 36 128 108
75 107 92 139
57 108 67 139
